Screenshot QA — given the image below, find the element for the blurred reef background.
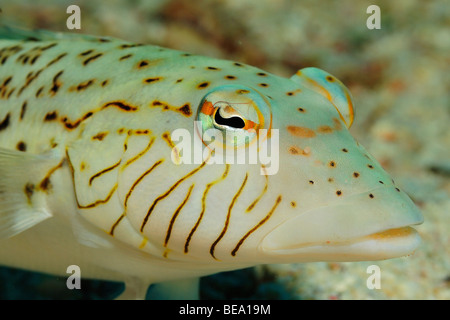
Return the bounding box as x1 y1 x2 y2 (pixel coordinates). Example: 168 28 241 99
0 0 448 299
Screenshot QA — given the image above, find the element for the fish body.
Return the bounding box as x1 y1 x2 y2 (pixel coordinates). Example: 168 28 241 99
0 27 423 298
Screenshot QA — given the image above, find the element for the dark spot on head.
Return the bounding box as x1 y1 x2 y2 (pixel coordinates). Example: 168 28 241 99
0 113 10 131
225 75 236 80
83 53 103 66
6 88 15 99
92 132 108 141
234 62 243 67
144 77 162 84
257 72 267 77
40 43 57 51
2 76 12 86
369 193 374 199
75 79 94 92
138 60 149 68
119 43 143 49
342 148 348 152
287 91 294 96
336 190 342 196
119 54 133 61
20 101 27 120
367 164 374 169
309 180 314 185
197 82 210 89
207 66 220 70
179 104 192 117
49 70 64 95
35 86 44 98
101 80 109 87
329 161 336 168
102 101 137 112
259 83 269 87
47 53 67 67
44 111 58 121
326 76 334 82
395 187 400 192
16 141 26 151
290 201 296 208
353 172 360 178
378 180 384 184
181 53 192 57
30 55 39 65
79 49 94 56
236 89 250 94
176 78 183 83
328 177 334 182
298 107 305 113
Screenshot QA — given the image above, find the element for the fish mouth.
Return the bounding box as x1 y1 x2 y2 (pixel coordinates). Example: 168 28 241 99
260 226 421 262
260 187 424 262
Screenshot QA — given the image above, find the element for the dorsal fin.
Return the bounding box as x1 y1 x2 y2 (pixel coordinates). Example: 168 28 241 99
0 25 115 43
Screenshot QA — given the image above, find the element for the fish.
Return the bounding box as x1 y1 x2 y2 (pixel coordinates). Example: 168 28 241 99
0 26 423 299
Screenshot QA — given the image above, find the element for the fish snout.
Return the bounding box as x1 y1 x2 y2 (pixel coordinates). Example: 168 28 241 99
259 186 423 262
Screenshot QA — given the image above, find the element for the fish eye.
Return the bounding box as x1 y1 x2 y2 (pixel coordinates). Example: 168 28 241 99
196 85 272 149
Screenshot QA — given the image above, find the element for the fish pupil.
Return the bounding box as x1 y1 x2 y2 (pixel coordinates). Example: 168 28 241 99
214 107 245 129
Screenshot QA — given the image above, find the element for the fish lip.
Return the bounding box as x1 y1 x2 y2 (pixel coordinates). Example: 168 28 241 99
259 226 422 262
259 186 424 261
265 225 420 251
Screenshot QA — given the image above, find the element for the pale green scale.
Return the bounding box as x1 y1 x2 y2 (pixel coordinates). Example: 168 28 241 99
0 27 423 299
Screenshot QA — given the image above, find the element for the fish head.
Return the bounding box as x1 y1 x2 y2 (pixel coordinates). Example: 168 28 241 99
119 62 423 267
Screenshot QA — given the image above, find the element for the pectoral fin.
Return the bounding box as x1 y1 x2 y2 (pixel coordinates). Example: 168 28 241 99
0 148 63 238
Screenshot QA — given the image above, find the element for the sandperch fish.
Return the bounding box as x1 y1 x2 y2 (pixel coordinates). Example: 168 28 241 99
0 27 423 299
